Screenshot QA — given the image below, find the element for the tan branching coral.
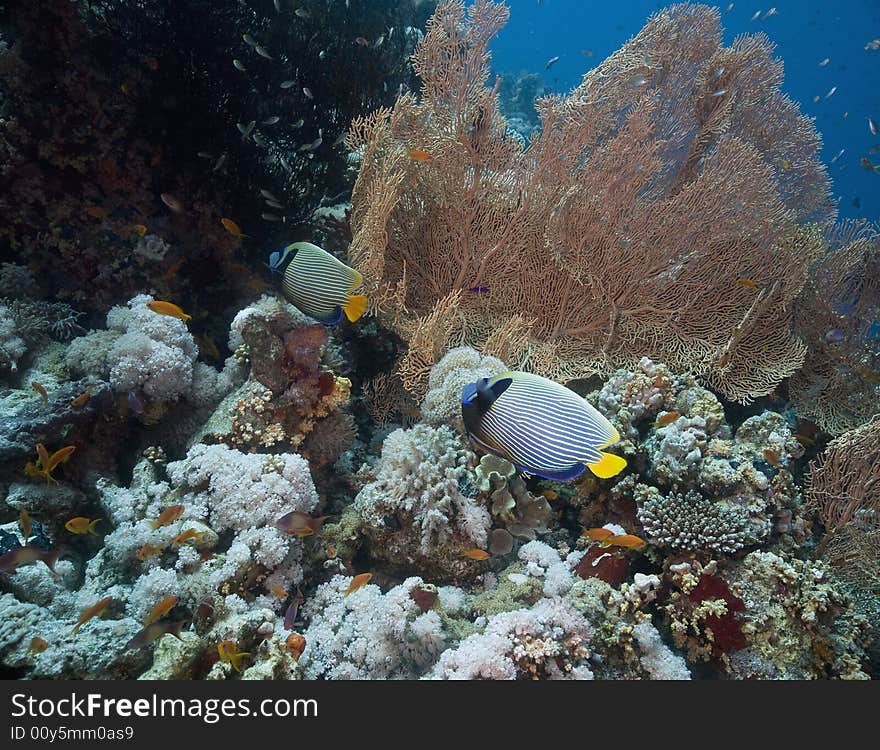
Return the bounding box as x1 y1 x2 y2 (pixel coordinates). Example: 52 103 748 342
806 415 880 541
790 222 880 435
348 1 833 401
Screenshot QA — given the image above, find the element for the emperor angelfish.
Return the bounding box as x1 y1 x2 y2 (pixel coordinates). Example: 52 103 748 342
461 371 627 481
268 241 367 325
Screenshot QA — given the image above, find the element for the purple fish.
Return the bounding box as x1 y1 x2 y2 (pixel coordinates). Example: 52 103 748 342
467 286 489 294
127 390 144 414
284 588 305 630
824 328 846 344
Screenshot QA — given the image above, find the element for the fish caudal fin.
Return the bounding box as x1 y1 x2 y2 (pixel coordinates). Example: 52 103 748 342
343 294 367 323
588 451 627 479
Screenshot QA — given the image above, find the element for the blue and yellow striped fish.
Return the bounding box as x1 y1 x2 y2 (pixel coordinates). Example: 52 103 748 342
268 241 367 325
461 371 627 481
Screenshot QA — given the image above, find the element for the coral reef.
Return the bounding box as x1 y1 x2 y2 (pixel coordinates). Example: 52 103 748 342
1 0 877 685
347 1 832 403
791 222 880 435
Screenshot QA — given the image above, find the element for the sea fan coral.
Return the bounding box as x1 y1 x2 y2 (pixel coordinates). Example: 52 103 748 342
347 1 832 402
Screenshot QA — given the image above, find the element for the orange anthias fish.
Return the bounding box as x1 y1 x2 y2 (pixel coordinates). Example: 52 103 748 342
407 147 434 162
20 509 32 543
163 258 185 281
343 573 372 596
600 533 647 550
132 223 148 237
151 504 185 530
125 621 185 650
583 527 615 542
217 640 250 672
763 449 781 468
85 205 107 219
655 411 681 427
170 528 206 547
461 549 490 561
65 517 101 536
145 595 178 625
220 218 249 238
146 300 192 323
737 277 758 292
0 546 65 575
27 636 49 655
136 543 164 561
25 444 76 484
160 193 184 213
72 596 114 635
270 585 288 599
71 390 91 408
285 632 306 661
274 511 330 537
32 381 48 403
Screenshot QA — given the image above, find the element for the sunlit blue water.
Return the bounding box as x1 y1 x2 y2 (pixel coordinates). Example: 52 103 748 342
477 0 880 222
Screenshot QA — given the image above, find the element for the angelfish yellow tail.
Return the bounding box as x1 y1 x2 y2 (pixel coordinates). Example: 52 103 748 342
343 294 368 322
588 451 627 479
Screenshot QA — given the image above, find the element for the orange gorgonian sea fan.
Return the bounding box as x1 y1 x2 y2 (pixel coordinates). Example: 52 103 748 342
346 1 835 401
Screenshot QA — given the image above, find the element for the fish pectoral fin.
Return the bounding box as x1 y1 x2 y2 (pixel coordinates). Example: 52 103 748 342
343 294 367 322
587 451 627 479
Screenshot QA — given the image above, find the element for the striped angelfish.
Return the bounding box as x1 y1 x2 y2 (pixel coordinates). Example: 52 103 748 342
461 371 627 481
268 241 367 325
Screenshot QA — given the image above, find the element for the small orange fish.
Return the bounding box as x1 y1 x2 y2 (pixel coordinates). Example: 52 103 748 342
125 621 184 650
151 504 185 530
71 390 91 408
26 444 76 484
170 528 206 547
461 549 490 561
324 544 337 559
270 585 288 598
162 258 185 281
136 543 164 561
0 546 65 575
27 636 49 655
860 157 878 173
542 489 558 501
285 632 306 661
343 573 373 596
160 193 184 213
132 223 148 237
65 517 100 535
217 640 250 672
72 596 113 635
763 449 781 468
85 205 106 219
146 300 191 323
20 509 32 543
220 218 249 238
737 277 758 292
655 411 681 427
195 334 221 361
145 595 178 625
275 511 330 537
601 533 647 550
407 147 434 162
583 527 615 542
32 381 48 403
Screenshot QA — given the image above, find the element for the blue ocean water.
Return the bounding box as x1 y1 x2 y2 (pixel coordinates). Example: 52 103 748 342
478 0 880 222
